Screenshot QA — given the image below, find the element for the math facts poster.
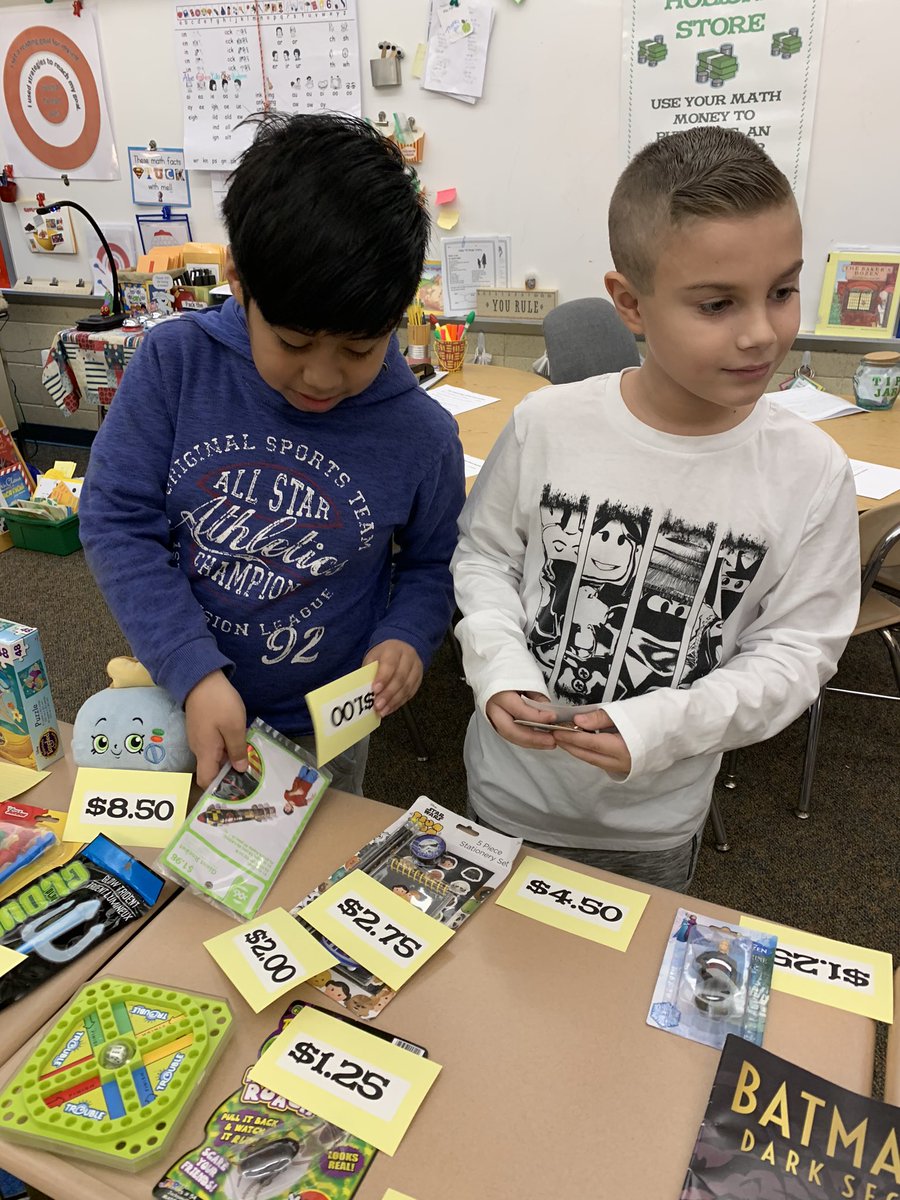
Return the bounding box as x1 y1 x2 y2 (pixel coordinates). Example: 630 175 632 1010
620 0 826 211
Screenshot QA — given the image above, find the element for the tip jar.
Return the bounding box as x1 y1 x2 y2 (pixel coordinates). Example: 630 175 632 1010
853 351 900 410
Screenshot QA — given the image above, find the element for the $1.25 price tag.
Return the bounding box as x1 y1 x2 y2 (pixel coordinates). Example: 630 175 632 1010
204 907 339 1012
305 661 381 769
740 915 894 1023
63 767 192 849
299 869 454 991
248 1005 441 1155
496 854 650 951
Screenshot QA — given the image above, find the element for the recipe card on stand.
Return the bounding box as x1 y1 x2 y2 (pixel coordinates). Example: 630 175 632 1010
248 1005 442 1155
740 915 894 1022
204 906 339 1013
299 870 454 991
63 767 191 848
306 662 380 768
496 854 650 951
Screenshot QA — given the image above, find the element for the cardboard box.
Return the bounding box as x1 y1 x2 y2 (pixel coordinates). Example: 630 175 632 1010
0 620 64 770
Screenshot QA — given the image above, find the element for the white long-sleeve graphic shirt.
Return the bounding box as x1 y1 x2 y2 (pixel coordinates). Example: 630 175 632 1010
452 373 860 851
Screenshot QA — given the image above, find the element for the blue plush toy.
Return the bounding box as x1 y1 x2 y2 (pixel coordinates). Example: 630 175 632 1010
72 657 194 772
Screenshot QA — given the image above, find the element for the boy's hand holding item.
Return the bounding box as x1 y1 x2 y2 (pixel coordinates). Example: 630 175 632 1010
487 690 559 751
185 671 249 789
552 710 632 777
364 639 423 716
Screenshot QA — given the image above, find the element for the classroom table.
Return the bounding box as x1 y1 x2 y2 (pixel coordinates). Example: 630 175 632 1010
886 968 900 1106
0 785 876 1200
816 400 900 510
0 725 178 1051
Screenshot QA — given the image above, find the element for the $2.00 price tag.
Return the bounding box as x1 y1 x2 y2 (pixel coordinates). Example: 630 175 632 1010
204 907 339 1013
740 915 894 1023
305 662 381 768
299 870 454 992
248 1005 441 1155
63 767 192 849
496 854 650 952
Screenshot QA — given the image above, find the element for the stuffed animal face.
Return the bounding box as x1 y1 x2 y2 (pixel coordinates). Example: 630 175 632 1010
72 684 193 772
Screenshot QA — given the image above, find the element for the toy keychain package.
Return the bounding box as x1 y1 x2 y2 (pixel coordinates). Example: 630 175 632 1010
647 907 778 1050
0 835 164 1011
292 798 522 1020
154 1000 427 1200
158 720 330 922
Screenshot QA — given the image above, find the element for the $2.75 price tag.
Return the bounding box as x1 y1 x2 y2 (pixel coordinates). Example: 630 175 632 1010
496 854 650 952
299 869 454 991
64 767 192 849
305 662 381 769
204 907 339 1012
248 1005 441 1155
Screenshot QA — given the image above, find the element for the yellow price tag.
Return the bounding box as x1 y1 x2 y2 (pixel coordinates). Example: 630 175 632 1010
740 915 894 1023
0 944 26 980
0 763 48 804
63 768 191 849
496 855 650 951
383 1191 419 1199
204 907 339 1013
248 1006 441 1155
305 663 381 769
299 871 453 992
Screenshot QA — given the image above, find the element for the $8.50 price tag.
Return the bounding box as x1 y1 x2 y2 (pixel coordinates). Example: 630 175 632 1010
248 1005 441 1155
305 662 381 769
299 869 454 991
63 767 192 849
496 855 650 952
740 915 894 1023
204 907 339 1013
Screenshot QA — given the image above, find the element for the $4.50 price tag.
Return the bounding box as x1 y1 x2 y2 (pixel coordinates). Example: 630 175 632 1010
496 855 650 952
63 767 192 849
305 662 381 769
299 870 454 991
204 907 339 1013
740 915 894 1023
248 1005 441 1155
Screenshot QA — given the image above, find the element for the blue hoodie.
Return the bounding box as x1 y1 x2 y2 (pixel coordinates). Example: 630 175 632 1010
80 300 465 734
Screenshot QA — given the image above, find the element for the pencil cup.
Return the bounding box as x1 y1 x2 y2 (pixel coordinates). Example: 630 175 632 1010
406 323 431 363
435 337 467 372
370 58 402 87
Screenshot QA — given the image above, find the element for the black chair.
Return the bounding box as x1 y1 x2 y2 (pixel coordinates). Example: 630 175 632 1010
542 297 641 385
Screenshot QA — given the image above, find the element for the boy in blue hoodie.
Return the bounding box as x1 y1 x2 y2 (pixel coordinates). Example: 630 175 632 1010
80 113 465 792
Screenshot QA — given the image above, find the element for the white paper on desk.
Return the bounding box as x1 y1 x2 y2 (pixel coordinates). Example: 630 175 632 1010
423 0 495 102
849 459 900 500
463 454 484 478
441 235 511 314
432 385 499 416
767 380 864 422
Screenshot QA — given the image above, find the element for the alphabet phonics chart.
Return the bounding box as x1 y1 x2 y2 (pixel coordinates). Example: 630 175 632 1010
174 1 361 170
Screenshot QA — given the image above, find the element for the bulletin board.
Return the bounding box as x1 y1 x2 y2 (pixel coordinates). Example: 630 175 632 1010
0 0 895 330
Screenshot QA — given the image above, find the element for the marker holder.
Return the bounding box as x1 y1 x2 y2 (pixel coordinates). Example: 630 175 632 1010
435 336 467 372
370 57 402 87
406 323 431 362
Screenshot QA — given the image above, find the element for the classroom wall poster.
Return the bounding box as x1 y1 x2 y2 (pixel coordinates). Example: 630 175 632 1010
16 199 77 254
85 222 137 297
0 10 118 179
128 146 191 207
620 0 827 211
173 1 360 171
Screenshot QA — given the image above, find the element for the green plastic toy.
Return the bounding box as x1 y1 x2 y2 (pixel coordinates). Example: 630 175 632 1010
0 977 232 1170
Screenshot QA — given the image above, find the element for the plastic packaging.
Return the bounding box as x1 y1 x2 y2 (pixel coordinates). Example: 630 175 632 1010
0 800 59 889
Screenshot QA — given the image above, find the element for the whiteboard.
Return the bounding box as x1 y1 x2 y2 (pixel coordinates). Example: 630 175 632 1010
0 0 895 331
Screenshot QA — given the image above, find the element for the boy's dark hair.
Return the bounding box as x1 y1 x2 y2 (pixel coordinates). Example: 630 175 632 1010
609 129 794 293
223 112 429 336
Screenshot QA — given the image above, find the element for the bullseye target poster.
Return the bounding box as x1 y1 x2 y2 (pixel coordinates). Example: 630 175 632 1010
0 9 117 179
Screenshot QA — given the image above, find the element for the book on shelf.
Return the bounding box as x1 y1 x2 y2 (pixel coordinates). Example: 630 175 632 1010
815 250 900 338
680 1033 899 1199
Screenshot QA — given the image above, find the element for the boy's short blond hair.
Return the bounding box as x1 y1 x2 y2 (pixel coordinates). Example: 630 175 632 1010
609 129 794 293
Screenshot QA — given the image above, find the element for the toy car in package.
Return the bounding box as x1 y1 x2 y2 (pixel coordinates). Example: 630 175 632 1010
647 907 778 1050
291 799 522 1020
158 720 330 921
153 1000 428 1200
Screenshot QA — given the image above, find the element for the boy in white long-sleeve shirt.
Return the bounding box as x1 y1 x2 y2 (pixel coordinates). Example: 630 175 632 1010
452 129 860 891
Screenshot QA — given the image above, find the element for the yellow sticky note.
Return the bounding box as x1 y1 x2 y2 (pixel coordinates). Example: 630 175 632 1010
204 906 338 1013
436 210 459 231
740 915 894 1023
50 460 76 479
496 855 650 952
63 768 192 849
411 42 427 79
305 663 380 769
0 763 48 803
0 944 26 980
248 1005 441 1155
299 870 453 992
383 1192 418 1200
